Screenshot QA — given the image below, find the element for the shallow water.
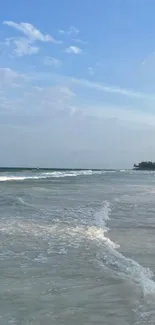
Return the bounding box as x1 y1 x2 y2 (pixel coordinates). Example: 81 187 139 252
0 169 155 324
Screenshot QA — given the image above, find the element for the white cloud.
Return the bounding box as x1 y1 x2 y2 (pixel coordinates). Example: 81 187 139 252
59 26 79 36
0 68 76 116
3 21 61 57
65 46 82 54
29 86 75 112
3 21 56 42
71 77 154 99
44 56 62 68
0 68 28 87
1 67 155 168
9 38 39 56
24 70 155 101
58 87 75 98
68 26 79 35
1 67 155 124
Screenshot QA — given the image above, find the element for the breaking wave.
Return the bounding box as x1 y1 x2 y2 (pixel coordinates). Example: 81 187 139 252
0 196 155 323
0 170 102 182
1 199 155 300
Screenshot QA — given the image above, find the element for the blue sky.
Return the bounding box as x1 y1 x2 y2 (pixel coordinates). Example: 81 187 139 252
0 0 155 168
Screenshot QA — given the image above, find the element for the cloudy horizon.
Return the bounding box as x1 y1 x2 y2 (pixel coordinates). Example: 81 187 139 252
1 1 155 168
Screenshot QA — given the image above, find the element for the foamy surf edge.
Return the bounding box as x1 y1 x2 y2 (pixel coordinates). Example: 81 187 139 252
1 197 155 323
0 170 102 182
0 169 129 182
90 201 155 300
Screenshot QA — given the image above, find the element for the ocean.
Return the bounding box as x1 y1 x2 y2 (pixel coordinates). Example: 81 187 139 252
0 169 155 324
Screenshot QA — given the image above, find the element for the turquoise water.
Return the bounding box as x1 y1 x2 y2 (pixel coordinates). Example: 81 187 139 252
0 169 155 324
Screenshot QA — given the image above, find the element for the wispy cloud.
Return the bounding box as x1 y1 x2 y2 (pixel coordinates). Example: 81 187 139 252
3 21 61 57
6 37 39 56
88 67 95 76
1 67 155 129
0 68 76 117
141 52 155 66
0 67 28 87
3 21 57 42
65 46 82 54
71 77 154 99
59 26 79 36
73 39 87 45
27 70 154 101
44 56 62 68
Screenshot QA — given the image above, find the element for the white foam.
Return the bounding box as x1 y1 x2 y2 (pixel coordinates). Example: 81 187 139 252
101 248 155 296
0 175 46 182
94 200 111 225
58 248 68 255
0 170 102 182
1 198 155 312
86 202 155 302
34 254 48 263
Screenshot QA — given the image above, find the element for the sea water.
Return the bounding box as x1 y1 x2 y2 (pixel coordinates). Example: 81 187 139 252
0 169 155 324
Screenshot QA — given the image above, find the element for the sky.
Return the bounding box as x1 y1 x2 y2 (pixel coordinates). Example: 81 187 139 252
0 0 155 168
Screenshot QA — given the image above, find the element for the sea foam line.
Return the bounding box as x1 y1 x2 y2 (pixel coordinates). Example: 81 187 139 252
1 199 155 302
0 170 102 182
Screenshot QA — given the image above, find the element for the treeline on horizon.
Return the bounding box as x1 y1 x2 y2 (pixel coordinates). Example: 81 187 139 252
134 161 155 170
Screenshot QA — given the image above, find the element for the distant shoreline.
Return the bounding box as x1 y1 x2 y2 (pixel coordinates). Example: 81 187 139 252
0 167 103 172
0 167 125 173
133 162 155 170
